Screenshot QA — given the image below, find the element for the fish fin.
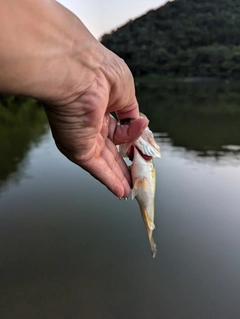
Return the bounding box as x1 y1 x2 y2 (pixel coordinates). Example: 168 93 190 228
141 207 155 231
144 217 157 258
132 189 137 200
135 134 161 158
145 226 157 258
140 139 161 158
146 215 155 231
132 178 140 199
149 235 157 258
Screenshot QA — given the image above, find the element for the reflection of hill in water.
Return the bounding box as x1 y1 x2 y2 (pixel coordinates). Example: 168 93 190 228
136 80 240 159
155 134 240 167
1 82 240 188
0 96 47 187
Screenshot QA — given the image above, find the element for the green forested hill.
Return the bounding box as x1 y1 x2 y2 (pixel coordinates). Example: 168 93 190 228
101 0 240 78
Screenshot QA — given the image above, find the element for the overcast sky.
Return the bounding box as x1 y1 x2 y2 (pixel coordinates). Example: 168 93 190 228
58 0 169 39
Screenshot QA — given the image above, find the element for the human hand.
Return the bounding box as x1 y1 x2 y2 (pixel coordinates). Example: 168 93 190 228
0 0 148 197
44 46 148 198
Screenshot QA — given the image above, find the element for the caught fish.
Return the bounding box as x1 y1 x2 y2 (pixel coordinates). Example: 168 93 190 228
119 114 161 257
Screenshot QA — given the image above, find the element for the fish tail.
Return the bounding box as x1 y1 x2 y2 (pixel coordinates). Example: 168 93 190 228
148 230 157 258
141 207 157 258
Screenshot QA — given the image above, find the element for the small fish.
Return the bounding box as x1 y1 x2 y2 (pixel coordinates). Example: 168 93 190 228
119 114 161 257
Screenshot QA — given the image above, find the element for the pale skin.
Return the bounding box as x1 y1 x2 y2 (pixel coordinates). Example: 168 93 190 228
0 0 148 198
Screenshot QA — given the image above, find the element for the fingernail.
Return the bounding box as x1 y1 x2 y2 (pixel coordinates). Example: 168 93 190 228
124 197 128 201
119 197 122 200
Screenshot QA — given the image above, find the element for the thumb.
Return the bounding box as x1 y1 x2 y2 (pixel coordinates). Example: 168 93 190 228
109 117 149 145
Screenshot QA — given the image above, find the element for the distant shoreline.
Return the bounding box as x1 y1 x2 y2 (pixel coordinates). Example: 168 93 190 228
134 74 234 86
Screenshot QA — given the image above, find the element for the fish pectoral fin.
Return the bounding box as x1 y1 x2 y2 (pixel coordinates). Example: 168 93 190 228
132 177 140 199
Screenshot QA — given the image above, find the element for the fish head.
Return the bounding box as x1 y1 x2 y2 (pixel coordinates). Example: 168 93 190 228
119 113 161 160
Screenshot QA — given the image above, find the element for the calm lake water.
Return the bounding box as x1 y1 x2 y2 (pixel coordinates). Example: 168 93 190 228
1 82 240 319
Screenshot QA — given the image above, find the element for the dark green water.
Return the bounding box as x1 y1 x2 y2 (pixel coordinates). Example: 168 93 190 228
0 83 240 319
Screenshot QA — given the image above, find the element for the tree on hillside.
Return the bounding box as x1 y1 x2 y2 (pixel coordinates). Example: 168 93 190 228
101 0 240 78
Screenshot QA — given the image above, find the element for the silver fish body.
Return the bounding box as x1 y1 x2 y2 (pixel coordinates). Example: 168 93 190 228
119 115 161 257
131 146 157 257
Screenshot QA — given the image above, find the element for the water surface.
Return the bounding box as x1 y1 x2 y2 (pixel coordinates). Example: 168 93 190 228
1 84 240 318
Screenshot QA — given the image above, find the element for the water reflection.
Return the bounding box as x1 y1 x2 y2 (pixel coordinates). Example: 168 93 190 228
1 82 240 191
1 85 240 318
136 80 240 159
1 128 240 319
0 96 47 188
155 133 240 166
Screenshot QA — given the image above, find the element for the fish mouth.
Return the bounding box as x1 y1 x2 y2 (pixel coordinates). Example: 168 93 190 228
128 145 153 162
